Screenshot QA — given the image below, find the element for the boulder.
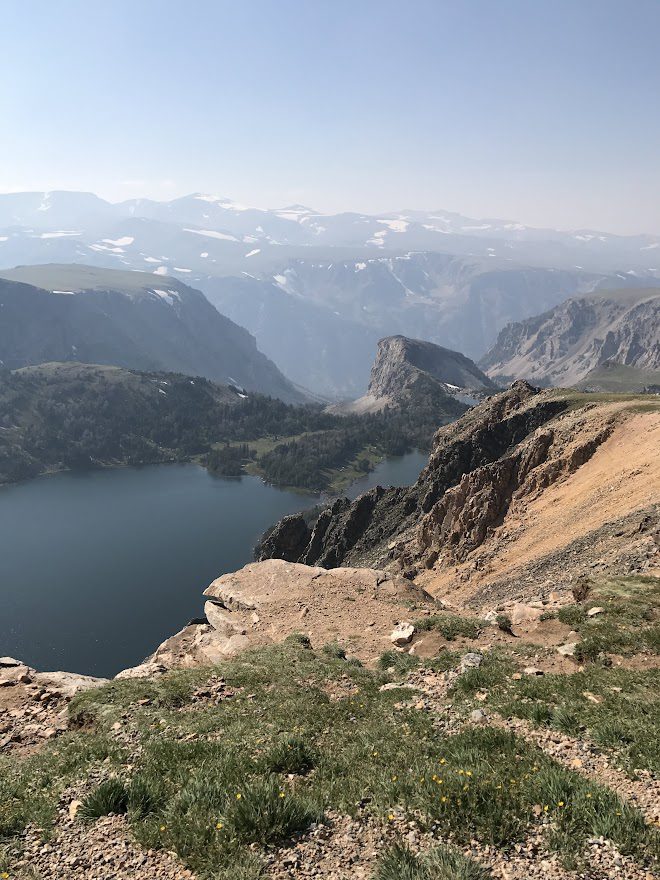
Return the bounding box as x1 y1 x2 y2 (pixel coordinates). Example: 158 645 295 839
0 657 21 668
459 652 483 671
510 603 544 625
557 642 578 657
390 623 415 646
204 600 247 636
587 606 605 617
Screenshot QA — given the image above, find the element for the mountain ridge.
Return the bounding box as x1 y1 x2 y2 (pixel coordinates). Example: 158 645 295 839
480 287 660 387
0 263 305 402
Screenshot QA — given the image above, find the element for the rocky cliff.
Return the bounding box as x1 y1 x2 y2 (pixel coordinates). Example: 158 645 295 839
335 335 497 415
260 382 659 612
480 287 660 388
259 382 568 568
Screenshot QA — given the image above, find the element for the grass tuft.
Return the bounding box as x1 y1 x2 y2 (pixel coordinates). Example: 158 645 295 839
413 613 481 641
223 777 321 845
262 736 317 775
321 641 347 660
373 841 490 880
78 778 128 820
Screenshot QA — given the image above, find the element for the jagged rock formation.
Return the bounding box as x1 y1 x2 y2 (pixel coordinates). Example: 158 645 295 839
118 560 434 674
259 382 568 568
332 335 497 414
480 287 660 388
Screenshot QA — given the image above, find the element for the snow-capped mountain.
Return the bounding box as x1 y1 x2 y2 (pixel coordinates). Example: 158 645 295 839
1 190 658 397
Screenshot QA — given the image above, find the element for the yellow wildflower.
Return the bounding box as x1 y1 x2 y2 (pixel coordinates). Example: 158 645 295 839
558 801 565 807
159 825 166 832
236 793 242 799
216 822 223 830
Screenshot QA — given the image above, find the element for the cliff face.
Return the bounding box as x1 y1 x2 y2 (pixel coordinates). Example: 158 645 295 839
368 336 497 399
260 383 660 612
258 381 568 569
331 335 496 415
480 288 660 388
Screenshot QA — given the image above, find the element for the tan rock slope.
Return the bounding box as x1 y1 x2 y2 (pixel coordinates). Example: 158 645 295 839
120 561 436 675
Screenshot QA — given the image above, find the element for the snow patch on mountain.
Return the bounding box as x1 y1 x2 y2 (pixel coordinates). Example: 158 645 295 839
102 236 135 247
377 219 409 232
151 288 181 305
40 231 81 239
184 228 239 242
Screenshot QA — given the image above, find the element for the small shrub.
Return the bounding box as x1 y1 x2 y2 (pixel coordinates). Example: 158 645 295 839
263 736 316 775
78 778 128 820
495 614 514 635
377 650 420 675
322 642 347 660
224 777 321 845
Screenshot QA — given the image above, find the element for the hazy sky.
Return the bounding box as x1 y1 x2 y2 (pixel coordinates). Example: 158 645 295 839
1 0 659 234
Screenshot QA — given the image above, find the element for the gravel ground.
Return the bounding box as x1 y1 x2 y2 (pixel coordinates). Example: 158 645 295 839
13 815 195 880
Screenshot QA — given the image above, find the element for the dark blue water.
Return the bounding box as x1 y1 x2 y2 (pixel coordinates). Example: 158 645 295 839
0 453 426 678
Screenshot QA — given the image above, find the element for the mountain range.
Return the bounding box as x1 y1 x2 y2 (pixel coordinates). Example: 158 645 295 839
1 191 659 398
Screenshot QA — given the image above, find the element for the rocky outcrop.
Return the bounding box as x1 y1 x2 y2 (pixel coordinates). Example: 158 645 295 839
480 287 660 387
118 560 435 675
260 382 568 570
407 420 614 570
370 336 497 397
332 335 495 414
0 656 106 696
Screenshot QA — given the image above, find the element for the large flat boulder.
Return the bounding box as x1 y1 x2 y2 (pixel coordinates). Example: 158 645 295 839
119 560 435 675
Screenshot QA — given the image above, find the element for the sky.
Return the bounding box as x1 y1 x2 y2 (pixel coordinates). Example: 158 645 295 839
1 0 659 235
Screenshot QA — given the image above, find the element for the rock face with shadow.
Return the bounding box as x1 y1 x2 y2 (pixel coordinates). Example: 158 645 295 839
258 382 571 570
